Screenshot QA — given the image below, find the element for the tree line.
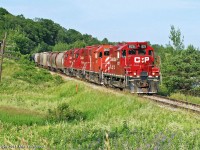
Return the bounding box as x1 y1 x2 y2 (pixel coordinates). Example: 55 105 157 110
0 7 110 55
0 7 199 96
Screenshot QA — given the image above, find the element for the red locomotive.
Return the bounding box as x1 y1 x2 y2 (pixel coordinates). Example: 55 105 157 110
34 42 160 93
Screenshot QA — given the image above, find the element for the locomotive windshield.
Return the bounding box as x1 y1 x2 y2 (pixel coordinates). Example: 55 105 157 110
104 51 110 56
129 49 136 55
138 49 146 55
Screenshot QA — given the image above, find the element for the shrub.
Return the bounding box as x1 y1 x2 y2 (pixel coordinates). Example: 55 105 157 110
158 84 170 96
47 103 86 122
53 75 64 84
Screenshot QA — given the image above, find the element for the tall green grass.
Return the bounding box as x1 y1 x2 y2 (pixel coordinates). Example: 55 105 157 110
0 58 199 149
0 106 45 126
170 92 200 105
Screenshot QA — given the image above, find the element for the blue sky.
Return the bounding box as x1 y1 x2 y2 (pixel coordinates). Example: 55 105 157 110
1 0 200 48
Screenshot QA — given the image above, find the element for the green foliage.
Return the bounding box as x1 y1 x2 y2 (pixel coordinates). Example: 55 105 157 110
0 59 199 148
13 67 51 84
101 38 109 44
170 93 200 105
0 7 10 16
0 7 108 54
158 84 170 96
161 46 200 95
52 42 69 51
47 103 86 122
169 25 184 50
12 56 64 85
82 34 101 45
34 42 53 53
65 29 83 43
153 26 200 96
70 40 86 48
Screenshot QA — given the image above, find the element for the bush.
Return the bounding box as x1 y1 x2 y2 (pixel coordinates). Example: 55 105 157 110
158 84 170 96
53 75 64 85
47 103 86 122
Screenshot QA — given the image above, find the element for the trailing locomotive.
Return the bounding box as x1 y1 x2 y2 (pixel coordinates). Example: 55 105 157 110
34 42 160 93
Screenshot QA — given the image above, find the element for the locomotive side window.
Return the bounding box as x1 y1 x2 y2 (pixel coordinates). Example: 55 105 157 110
138 49 146 55
148 50 153 56
129 49 136 55
104 51 110 56
99 52 102 58
122 50 126 57
76 53 79 58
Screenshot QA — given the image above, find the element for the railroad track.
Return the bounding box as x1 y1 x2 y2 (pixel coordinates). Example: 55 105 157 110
143 95 200 113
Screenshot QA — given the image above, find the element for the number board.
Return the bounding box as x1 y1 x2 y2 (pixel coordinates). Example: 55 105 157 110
140 45 147 49
128 45 136 49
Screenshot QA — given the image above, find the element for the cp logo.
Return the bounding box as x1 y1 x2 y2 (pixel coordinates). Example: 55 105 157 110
134 57 149 63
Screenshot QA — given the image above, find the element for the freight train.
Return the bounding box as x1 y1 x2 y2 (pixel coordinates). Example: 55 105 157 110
33 42 160 93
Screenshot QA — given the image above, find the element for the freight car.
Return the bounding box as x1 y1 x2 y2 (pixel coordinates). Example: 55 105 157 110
34 42 160 93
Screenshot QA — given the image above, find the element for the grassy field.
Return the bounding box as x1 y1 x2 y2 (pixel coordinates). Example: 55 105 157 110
0 58 200 149
170 93 200 105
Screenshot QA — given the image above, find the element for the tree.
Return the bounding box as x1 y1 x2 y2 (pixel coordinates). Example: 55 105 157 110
169 25 184 50
53 42 69 52
102 38 109 44
0 7 9 16
0 8 104 55
161 44 200 95
34 42 52 53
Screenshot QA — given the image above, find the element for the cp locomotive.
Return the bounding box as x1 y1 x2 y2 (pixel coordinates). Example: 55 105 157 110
34 42 160 93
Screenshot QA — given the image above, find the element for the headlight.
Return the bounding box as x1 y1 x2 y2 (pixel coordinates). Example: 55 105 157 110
152 72 155 75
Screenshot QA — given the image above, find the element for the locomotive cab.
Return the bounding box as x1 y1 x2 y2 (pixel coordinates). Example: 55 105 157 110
116 42 160 93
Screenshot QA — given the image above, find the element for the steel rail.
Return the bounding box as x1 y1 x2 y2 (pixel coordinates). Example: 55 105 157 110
143 95 200 113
